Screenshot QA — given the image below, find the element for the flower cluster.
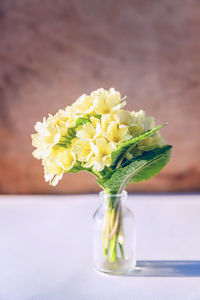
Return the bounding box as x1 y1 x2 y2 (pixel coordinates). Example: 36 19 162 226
31 88 165 186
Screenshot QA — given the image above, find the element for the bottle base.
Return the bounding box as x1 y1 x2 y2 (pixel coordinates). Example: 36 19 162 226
94 258 136 275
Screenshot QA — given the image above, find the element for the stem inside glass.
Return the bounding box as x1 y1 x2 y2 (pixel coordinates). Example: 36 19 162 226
100 191 127 263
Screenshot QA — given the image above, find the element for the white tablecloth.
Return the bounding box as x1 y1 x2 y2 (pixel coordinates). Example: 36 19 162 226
0 194 200 300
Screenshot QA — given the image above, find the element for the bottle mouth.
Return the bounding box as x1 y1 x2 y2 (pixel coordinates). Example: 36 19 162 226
99 190 127 200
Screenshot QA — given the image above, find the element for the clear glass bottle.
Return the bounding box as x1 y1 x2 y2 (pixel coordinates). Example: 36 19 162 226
93 190 136 275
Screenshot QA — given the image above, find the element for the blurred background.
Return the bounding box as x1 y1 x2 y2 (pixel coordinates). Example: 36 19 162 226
0 0 199 194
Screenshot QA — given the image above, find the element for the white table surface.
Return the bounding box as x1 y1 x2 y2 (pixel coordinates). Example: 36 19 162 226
0 194 200 300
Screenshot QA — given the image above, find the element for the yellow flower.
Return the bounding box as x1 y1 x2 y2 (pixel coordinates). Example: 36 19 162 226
143 116 155 131
101 114 117 132
72 94 94 114
134 109 146 124
55 148 75 171
76 121 100 141
128 124 144 137
43 152 64 186
90 116 101 129
128 110 146 137
92 88 126 115
84 152 96 168
43 147 76 186
54 107 77 130
92 138 116 171
31 117 60 160
31 87 167 186
116 110 136 127
105 121 132 144
129 111 156 137
72 139 94 163
138 133 165 151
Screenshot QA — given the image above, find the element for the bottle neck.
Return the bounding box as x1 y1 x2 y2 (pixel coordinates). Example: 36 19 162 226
99 190 127 208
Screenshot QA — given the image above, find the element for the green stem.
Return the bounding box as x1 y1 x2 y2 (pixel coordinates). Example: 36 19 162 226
102 193 125 263
116 143 137 169
102 208 110 256
109 233 117 262
119 243 125 260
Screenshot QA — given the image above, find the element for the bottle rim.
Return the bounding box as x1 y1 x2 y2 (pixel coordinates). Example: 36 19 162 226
99 190 127 200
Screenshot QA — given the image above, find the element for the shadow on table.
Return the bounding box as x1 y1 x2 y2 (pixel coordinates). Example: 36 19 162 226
127 260 200 277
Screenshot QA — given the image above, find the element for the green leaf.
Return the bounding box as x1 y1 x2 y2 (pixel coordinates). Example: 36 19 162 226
111 123 167 168
130 146 171 183
67 127 76 138
98 145 172 194
55 132 76 149
75 117 90 127
54 118 90 149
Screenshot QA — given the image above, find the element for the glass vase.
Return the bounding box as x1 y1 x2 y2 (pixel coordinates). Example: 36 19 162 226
93 190 136 275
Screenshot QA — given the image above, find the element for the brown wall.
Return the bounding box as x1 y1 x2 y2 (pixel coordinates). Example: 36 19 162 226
0 0 200 194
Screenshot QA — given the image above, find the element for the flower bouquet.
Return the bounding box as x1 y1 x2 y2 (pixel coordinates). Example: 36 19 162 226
31 88 172 274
